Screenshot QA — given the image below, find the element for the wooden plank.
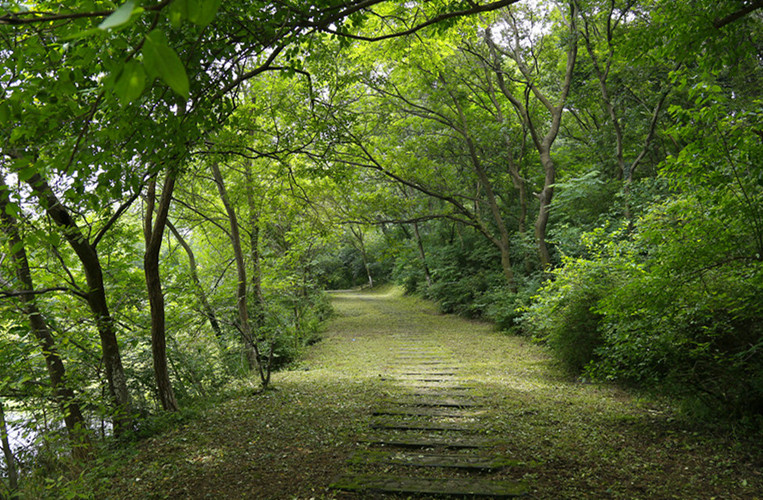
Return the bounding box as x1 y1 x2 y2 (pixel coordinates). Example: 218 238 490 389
349 450 525 470
372 407 485 417
408 385 471 391
398 372 459 377
361 433 498 448
386 398 481 407
370 420 481 432
331 474 528 497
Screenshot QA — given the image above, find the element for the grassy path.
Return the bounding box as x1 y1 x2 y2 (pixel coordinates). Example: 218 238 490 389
97 287 761 499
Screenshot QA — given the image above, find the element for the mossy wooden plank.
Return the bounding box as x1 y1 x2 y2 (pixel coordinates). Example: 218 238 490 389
330 474 528 497
362 433 498 448
370 419 481 432
399 372 459 376
386 398 481 407
408 384 471 391
372 407 484 417
349 450 525 470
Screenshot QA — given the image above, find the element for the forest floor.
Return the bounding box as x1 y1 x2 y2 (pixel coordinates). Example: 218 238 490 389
88 287 762 499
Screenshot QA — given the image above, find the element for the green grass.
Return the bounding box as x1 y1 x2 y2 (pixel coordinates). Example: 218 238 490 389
33 286 763 499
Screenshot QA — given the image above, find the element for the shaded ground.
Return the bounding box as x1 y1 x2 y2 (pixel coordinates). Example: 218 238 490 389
89 287 762 499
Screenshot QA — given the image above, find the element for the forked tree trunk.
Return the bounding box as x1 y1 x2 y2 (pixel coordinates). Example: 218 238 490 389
143 173 179 412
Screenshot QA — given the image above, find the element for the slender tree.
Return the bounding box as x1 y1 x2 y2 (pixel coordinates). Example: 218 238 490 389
0 180 92 458
143 171 179 412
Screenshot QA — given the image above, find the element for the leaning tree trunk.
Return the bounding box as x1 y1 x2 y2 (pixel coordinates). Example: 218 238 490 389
0 188 91 459
26 173 132 434
143 173 179 412
0 399 19 496
243 165 266 329
412 221 432 288
210 163 268 385
166 221 223 339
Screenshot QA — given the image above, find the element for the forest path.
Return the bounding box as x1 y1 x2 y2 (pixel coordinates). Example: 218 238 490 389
104 287 762 499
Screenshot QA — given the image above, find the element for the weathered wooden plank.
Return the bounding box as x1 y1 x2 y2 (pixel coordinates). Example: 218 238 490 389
330 474 528 497
371 407 485 418
361 433 498 448
369 419 480 432
407 384 471 391
385 398 481 407
349 450 525 470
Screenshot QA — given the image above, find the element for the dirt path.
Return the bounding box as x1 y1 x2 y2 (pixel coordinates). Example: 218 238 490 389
103 287 762 499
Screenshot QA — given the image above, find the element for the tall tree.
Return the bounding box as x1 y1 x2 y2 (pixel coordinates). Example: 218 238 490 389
484 1 579 269
143 171 179 412
24 172 133 433
0 180 91 459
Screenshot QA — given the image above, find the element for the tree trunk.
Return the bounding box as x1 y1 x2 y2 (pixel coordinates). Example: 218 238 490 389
0 188 91 459
25 173 132 434
243 165 266 328
349 225 374 288
143 174 179 412
0 399 19 496
166 221 223 339
535 151 556 270
210 163 267 385
412 221 432 288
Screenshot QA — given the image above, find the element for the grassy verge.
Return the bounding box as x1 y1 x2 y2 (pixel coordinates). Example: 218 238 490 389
38 286 763 499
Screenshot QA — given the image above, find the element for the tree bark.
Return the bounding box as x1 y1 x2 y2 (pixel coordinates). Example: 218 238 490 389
412 221 432 288
0 399 19 496
349 225 374 288
243 165 266 328
25 173 132 434
166 221 223 339
210 162 267 385
143 173 179 412
444 75 517 290
486 3 578 270
0 187 91 459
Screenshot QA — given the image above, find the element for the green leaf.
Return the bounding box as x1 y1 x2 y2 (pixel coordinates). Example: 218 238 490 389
188 0 221 27
17 166 36 182
170 0 221 27
98 0 137 31
142 30 190 99
4 202 20 218
0 102 10 125
113 60 146 105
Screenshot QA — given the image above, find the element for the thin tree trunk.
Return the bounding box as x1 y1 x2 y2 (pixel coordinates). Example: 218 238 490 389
0 400 19 496
349 225 374 288
486 4 578 271
412 221 432 288
143 173 179 412
0 188 91 459
444 76 517 290
243 165 266 328
166 221 223 339
25 173 132 434
210 163 268 385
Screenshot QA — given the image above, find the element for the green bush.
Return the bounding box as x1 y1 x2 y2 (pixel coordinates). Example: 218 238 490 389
521 256 611 374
